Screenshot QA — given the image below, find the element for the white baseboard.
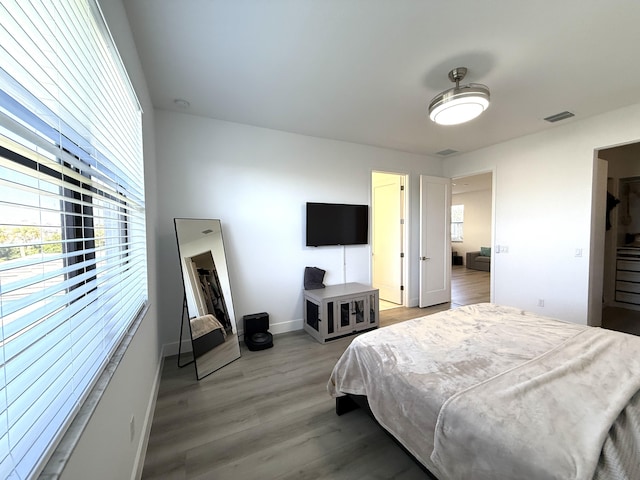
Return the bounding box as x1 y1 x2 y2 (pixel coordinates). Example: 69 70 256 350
163 338 192 357
269 317 303 335
161 319 305 357
131 346 165 480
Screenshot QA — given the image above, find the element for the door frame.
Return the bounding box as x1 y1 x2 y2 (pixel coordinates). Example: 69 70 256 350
450 168 496 304
590 141 640 325
371 170 409 307
588 157 607 327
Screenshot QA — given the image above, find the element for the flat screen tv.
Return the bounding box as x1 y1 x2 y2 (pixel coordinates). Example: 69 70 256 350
306 202 369 247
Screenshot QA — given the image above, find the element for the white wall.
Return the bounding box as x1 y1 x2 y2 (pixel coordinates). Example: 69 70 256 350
59 2 161 479
444 102 640 324
452 189 492 262
155 111 443 349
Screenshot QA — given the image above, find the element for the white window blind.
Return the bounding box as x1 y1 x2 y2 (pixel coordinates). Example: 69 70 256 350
0 1 146 479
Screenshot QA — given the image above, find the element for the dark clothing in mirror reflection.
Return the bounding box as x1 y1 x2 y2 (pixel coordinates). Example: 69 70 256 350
197 267 232 332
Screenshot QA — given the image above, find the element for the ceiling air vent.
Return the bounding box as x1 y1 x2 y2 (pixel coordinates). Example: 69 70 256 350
436 149 459 156
544 111 575 123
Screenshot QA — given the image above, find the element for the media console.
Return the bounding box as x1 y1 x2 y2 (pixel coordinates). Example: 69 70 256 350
303 282 379 343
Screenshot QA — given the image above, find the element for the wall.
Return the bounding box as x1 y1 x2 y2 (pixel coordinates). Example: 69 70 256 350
451 188 492 262
59 1 161 479
154 111 443 350
444 102 640 324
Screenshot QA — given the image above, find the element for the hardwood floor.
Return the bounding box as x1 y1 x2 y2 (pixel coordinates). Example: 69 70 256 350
451 265 490 306
141 268 489 479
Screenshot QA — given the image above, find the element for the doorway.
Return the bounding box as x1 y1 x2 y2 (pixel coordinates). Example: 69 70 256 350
450 171 493 302
595 142 640 334
371 171 407 307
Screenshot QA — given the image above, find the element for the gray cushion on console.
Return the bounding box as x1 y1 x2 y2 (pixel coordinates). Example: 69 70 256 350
304 266 326 289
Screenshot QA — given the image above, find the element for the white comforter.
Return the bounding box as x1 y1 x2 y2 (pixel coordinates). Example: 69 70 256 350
327 303 640 480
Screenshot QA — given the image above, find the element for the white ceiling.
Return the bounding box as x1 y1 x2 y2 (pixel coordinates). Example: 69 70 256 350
452 173 492 195
122 0 640 157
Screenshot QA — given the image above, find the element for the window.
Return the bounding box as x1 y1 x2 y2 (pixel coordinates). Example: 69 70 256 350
0 1 146 478
451 204 464 242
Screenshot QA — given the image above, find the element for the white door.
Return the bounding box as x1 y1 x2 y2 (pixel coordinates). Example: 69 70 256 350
186 258 207 317
419 175 451 307
372 173 403 304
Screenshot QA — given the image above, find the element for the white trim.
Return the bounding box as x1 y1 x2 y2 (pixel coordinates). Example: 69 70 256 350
162 318 306 357
131 346 165 480
269 318 303 335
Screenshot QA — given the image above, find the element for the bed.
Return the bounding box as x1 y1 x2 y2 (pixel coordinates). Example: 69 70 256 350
327 303 640 480
190 314 227 358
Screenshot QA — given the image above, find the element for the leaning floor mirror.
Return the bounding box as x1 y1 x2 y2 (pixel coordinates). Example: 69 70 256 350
174 218 241 380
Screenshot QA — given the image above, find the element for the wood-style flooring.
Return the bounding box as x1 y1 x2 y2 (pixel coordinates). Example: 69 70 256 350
142 267 640 479
450 265 490 307
144 334 426 480
141 267 489 479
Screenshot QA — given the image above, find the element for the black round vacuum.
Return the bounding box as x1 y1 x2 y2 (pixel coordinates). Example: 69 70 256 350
243 312 273 351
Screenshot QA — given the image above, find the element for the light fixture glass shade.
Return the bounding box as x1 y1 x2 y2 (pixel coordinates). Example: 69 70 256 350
429 83 490 126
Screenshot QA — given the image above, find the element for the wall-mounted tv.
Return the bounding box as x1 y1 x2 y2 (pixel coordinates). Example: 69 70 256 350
306 202 369 247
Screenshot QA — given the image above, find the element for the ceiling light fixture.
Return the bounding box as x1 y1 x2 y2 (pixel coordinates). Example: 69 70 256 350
174 98 190 109
428 67 490 126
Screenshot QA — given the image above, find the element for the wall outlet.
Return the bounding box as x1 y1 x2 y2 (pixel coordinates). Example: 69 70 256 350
537 299 545 307
129 415 135 442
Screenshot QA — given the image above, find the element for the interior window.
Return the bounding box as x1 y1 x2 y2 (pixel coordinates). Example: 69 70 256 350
451 204 464 242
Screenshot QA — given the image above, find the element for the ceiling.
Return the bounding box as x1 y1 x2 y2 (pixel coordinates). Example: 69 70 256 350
452 173 492 195
122 0 640 157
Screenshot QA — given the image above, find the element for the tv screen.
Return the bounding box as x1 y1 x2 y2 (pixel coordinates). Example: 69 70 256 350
306 202 369 246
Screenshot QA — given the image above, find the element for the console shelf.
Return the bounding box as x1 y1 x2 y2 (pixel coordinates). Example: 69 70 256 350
616 247 640 306
303 282 379 343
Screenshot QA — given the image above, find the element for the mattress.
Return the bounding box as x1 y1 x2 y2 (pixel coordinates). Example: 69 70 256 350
328 303 640 480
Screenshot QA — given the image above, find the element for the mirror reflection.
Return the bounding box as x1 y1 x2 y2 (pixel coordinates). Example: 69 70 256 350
174 218 241 379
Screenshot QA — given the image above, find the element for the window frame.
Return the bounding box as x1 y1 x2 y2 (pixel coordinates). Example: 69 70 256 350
451 204 464 242
0 1 147 477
